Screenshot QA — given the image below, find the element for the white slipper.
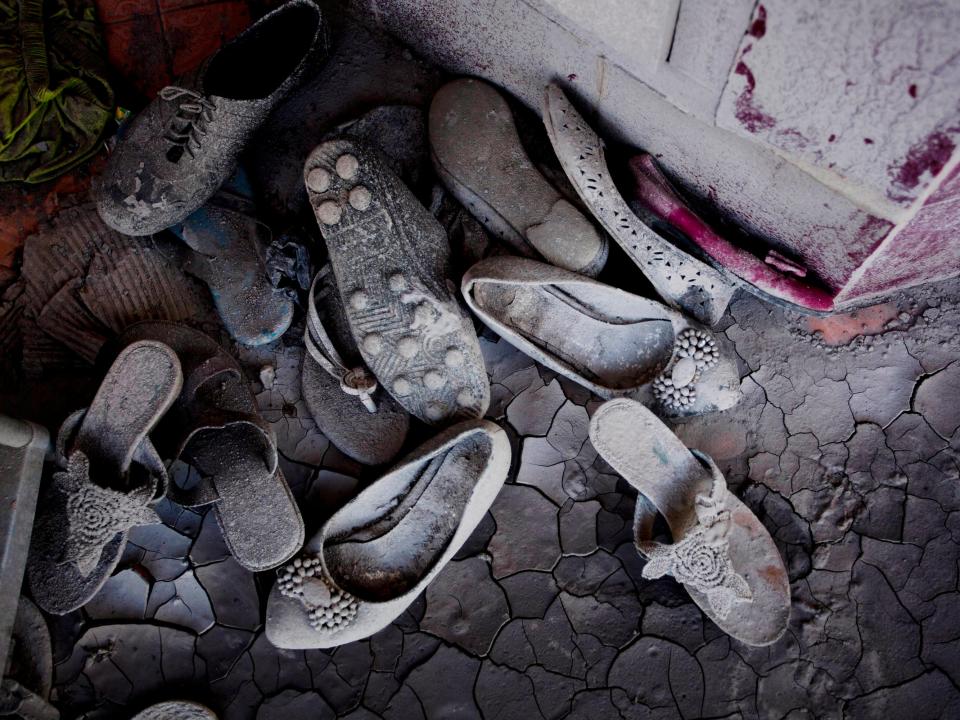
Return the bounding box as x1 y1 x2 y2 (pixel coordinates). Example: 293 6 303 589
542 83 736 326
462 256 740 416
589 398 791 646
265 419 511 649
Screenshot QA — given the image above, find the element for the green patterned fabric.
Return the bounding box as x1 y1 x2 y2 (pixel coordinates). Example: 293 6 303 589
0 0 113 183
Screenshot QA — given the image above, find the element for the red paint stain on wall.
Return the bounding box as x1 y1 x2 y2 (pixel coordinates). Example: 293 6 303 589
734 61 776 133
749 4 767 38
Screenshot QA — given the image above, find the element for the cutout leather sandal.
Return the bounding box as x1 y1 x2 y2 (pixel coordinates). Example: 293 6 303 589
265 419 511 649
302 266 410 465
303 137 490 426
542 83 736 326
27 341 182 614
462 256 740 416
116 321 304 572
430 78 608 276
589 398 791 646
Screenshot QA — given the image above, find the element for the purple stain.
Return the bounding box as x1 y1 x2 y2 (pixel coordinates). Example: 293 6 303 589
909 84 918 98
864 138 874 145
567 73 577 81
828 134 836 142
749 5 767 38
733 61 776 133
889 131 956 196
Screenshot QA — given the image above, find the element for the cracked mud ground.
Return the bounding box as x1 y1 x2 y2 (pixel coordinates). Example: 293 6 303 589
42 273 960 720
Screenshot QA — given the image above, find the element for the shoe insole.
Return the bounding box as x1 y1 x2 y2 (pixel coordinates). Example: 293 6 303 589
325 433 492 602
430 79 603 271
187 424 302 571
474 281 674 390
75 341 181 487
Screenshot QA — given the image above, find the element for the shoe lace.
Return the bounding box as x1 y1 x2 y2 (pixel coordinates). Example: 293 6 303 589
159 86 216 162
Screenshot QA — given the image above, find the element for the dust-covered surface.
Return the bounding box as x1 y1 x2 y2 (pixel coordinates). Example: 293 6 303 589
1 9 959 720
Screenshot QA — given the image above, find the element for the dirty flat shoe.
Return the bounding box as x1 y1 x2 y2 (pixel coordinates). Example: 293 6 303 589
542 83 735 326
302 266 410 465
304 137 490 425
265 419 511 649
629 154 836 314
117 321 304 572
430 78 608 276
589 398 790 646
95 0 326 236
462 257 739 416
131 701 218 719
27 341 182 614
172 185 294 346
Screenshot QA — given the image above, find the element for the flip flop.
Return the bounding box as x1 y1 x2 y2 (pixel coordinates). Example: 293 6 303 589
302 266 410 465
130 702 218 719
429 78 608 276
116 321 304 572
265 419 511 649
589 398 791 646
628 154 837 314
303 137 489 426
542 83 736 326
462 257 740 416
27 341 182 614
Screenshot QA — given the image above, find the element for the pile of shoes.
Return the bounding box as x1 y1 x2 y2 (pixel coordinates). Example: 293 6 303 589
20 3 792 699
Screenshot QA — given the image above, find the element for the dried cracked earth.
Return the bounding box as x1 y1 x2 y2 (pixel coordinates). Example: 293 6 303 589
50 272 960 720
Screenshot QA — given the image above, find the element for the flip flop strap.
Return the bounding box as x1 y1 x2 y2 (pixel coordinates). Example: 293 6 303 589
305 271 378 413
183 354 242 400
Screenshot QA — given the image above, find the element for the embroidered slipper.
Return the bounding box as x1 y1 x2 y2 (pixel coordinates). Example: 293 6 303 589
589 398 790 646
172 183 294 346
130 702 218 719
27 341 182 614
116 321 304 572
303 137 489 426
265 419 511 649
429 78 608 276
628 154 836 314
542 83 735 326
302 266 410 465
462 257 740 416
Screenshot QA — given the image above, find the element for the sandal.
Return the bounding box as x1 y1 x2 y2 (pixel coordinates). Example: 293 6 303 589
589 398 790 646
462 256 740 416
303 137 489 425
629 154 836 314
265 419 511 649
27 341 182 614
429 78 608 276
130 702 218 719
302 266 410 465
116 321 304 572
542 83 735 326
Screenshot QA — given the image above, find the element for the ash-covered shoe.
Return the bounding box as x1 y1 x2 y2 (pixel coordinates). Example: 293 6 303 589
462 257 740 416
430 78 608 276
302 265 410 465
265 419 510 649
303 137 490 426
130 701 218 719
542 83 735 326
27 341 182 614
95 0 326 236
629 154 836 314
116 321 304 572
172 174 294 346
589 399 791 646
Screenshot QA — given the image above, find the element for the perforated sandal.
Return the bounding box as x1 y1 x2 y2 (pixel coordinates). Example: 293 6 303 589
117 321 303 572
462 257 740 416
542 83 735 326
589 398 790 646
302 266 409 465
265 419 511 649
27 341 182 614
429 78 608 276
303 137 489 426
